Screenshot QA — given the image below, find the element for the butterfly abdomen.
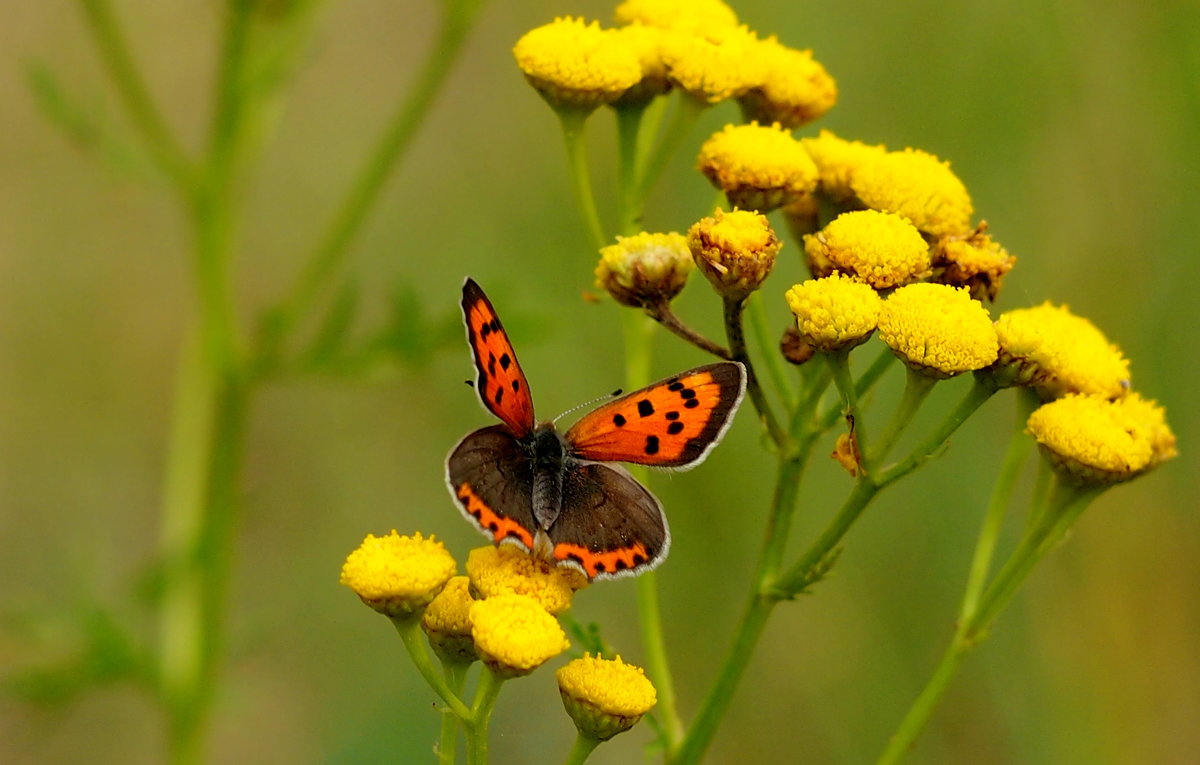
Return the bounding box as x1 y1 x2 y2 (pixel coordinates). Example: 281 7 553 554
529 424 568 531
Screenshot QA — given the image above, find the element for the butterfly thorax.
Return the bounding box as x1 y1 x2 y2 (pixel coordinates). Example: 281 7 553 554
527 423 570 531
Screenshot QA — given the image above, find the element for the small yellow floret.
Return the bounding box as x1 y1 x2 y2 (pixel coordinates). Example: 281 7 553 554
804 210 930 289
470 594 569 677
659 24 764 103
688 208 782 300
514 18 643 110
467 545 584 616
596 231 693 308
850 147 974 238
785 273 882 352
340 531 456 617
993 303 1130 398
614 0 739 31
877 283 998 377
557 654 657 740
800 130 887 202
1116 393 1177 468
1027 394 1156 484
740 38 837 128
697 122 818 212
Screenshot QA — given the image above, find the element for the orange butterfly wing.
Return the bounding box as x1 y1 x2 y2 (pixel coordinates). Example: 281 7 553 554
461 278 536 437
565 362 746 468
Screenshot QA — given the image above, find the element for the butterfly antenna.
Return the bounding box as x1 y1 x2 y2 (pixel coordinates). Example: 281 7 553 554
552 388 622 424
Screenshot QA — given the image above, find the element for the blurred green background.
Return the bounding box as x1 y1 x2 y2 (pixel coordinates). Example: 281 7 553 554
2 1 1197 763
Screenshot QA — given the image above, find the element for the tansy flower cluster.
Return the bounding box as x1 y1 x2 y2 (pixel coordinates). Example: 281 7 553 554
513 1 836 120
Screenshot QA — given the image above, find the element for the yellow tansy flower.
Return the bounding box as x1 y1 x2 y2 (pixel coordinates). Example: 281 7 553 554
422 576 478 664
803 210 930 289
595 231 693 308
877 283 998 378
614 0 738 31
850 147 974 238
470 594 569 678
800 129 887 203
740 37 837 129
931 226 1017 302
688 208 783 300
696 122 819 213
557 654 657 741
466 545 585 616
340 531 456 618
659 24 764 104
1026 394 1165 485
992 302 1130 399
513 18 643 111
785 273 883 352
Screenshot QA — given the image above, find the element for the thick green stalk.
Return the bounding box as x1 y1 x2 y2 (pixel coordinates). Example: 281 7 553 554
867 367 938 469
878 478 1101 764
392 618 473 720
466 667 504 765
266 0 484 353
563 733 602 765
635 93 706 201
437 661 470 765
747 294 797 410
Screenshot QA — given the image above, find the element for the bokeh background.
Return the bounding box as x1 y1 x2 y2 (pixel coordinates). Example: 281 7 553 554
2 1 1198 763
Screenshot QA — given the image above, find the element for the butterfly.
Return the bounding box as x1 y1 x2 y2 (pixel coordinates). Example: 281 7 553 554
445 278 747 581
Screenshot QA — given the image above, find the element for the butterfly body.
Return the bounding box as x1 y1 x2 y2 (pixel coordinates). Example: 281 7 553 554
447 278 746 581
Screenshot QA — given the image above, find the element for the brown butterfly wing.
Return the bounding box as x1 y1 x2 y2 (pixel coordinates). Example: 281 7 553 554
564 362 746 469
445 424 537 551
461 278 536 438
549 462 669 581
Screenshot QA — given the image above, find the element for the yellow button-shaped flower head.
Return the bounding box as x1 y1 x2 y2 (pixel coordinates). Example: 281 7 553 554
514 18 643 111
697 122 818 213
1026 393 1175 485
659 23 764 104
422 576 478 664
800 130 887 203
992 303 1130 398
931 227 1017 302
688 208 783 300
595 231 693 308
850 147 974 238
470 594 569 678
614 0 739 31
340 531 457 618
785 273 883 353
466 545 585 616
803 210 930 289
739 38 837 129
878 283 998 378
557 654 657 741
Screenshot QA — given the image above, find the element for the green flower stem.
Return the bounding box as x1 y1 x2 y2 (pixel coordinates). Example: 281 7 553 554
635 92 707 201
263 0 485 358
559 108 608 252
958 394 1038 624
563 733 602 765
876 375 998 487
437 661 470 765
621 309 685 750
646 303 732 360
878 478 1102 764
614 103 647 235
823 347 865 459
392 617 473 720
76 0 194 188
466 666 505 765
817 346 896 431
867 367 938 469
672 453 807 765
724 296 788 450
747 294 797 410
